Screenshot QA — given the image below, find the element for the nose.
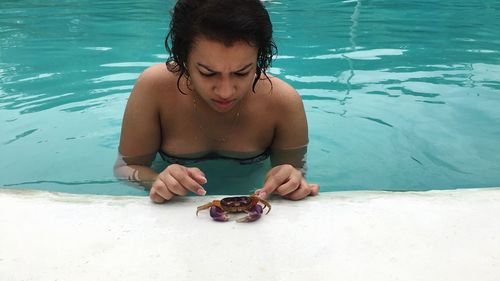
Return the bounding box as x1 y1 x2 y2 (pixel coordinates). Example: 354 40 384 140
214 75 236 99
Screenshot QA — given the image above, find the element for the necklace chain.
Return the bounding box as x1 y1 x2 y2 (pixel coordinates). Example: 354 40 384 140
192 97 241 143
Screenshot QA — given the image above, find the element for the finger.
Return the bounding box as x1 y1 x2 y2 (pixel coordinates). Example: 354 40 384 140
263 164 294 181
187 167 207 184
150 191 166 203
259 165 293 196
152 180 175 200
283 179 311 201
273 168 302 196
254 188 263 196
162 173 189 196
170 167 206 196
309 183 320 196
150 180 174 202
274 176 301 196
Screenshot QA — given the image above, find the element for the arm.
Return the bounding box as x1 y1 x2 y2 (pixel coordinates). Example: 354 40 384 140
257 81 319 200
114 66 163 189
114 65 207 202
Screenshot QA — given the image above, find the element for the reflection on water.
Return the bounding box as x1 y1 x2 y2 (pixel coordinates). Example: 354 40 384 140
1 0 500 193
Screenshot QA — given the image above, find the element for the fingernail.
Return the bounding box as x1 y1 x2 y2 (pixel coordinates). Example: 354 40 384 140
200 176 207 184
197 188 206 196
258 191 267 199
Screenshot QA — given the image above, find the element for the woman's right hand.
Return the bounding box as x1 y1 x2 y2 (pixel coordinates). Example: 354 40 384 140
149 164 207 203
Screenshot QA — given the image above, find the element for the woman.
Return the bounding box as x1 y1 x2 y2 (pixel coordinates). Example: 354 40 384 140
114 0 319 203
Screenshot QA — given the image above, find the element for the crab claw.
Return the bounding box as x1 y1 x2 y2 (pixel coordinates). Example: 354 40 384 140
236 204 263 223
210 205 229 222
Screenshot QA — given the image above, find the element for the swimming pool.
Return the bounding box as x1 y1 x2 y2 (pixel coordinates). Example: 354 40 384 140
1 0 499 195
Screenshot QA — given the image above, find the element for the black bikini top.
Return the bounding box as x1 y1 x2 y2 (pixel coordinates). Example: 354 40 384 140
159 149 271 165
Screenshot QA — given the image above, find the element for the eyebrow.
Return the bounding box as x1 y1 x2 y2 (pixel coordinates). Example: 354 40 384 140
197 63 253 73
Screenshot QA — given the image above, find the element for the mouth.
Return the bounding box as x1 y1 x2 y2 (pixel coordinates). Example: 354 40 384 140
212 99 236 110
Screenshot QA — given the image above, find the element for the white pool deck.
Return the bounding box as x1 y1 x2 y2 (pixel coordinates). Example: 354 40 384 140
1 187 499 281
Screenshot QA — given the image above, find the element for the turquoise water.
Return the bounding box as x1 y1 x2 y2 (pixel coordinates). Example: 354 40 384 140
1 0 500 195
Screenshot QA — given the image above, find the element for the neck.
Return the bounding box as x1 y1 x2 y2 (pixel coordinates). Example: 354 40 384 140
192 95 242 143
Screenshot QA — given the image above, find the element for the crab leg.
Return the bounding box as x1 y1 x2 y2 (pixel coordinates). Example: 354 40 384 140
196 202 214 216
258 198 272 214
210 206 229 222
236 204 263 223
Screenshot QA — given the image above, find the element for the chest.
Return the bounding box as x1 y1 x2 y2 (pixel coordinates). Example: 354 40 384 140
159 105 275 154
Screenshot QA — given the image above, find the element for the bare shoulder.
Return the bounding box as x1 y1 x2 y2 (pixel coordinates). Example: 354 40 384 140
256 75 304 114
140 63 175 82
134 63 178 98
254 74 308 149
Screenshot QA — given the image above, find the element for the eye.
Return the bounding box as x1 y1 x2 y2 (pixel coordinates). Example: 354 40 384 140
234 72 250 77
199 71 216 77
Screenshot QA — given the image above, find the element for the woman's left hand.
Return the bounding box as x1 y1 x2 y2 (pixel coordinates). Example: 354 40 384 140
256 164 319 200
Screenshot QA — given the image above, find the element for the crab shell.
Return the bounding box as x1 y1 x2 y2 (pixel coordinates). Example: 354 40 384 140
219 196 270 213
196 195 271 220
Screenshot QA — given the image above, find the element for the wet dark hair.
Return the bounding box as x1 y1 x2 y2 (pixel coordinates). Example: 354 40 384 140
165 0 277 93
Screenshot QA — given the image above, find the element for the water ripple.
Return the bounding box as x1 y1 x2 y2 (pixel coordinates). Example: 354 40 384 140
360 117 394 128
4 128 37 145
306 48 407 60
285 75 338 83
89 73 140 83
100 62 156 68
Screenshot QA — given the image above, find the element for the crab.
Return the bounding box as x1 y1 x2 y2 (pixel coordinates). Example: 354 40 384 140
196 195 271 222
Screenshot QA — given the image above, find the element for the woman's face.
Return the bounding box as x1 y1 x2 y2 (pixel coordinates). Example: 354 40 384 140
186 37 258 113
